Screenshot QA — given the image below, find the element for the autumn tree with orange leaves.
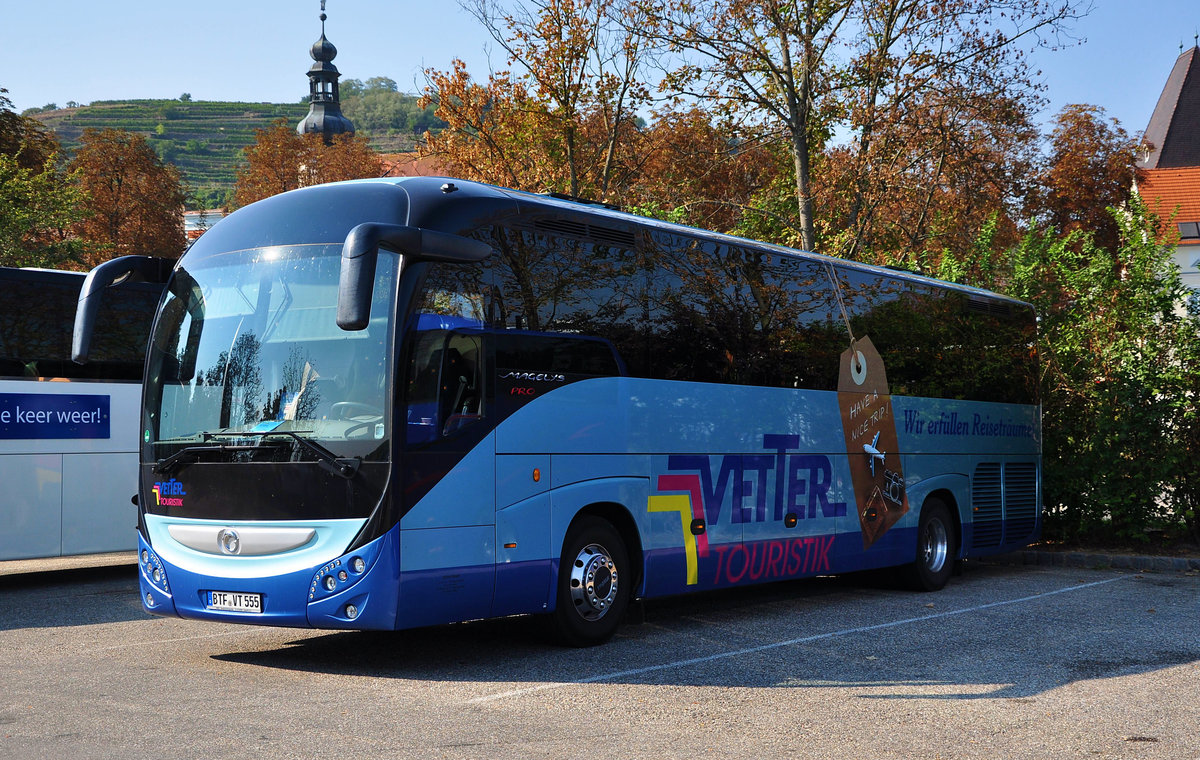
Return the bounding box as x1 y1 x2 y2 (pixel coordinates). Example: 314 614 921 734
421 0 653 202
817 91 1040 273
427 0 1083 268
1030 103 1142 252
68 128 188 266
231 120 384 210
638 0 1082 256
627 109 781 232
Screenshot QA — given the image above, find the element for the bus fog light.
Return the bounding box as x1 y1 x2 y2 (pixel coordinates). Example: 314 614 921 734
323 575 337 591
145 593 155 607
351 557 365 574
344 604 358 620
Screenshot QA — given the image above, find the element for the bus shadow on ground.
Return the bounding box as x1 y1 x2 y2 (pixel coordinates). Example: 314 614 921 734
210 570 1200 701
0 564 144 631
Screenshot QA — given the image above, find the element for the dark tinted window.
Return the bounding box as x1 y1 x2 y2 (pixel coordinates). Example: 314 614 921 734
832 267 1037 404
450 218 1036 403
403 257 627 444
0 269 159 380
469 222 644 375
493 332 623 376
645 231 843 389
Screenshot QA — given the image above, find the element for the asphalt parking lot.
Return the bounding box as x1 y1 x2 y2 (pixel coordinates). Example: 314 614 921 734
1 557 1197 759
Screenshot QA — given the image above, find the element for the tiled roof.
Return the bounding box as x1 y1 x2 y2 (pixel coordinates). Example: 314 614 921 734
1139 46 1200 169
1137 166 1200 245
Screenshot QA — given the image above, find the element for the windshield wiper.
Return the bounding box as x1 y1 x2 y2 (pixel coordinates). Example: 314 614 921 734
153 431 361 479
153 440 257 475
205 430 361 479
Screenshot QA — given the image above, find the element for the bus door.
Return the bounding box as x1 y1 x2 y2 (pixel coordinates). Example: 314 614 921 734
399 324 495 627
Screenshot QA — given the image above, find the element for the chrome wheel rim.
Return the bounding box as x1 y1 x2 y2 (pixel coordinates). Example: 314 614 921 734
921 518 949 573
568 543 619 621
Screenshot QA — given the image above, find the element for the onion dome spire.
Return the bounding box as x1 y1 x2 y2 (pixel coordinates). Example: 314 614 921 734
297 0 354 144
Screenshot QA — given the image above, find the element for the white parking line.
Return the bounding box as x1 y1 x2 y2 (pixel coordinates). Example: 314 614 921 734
468 577 1127 704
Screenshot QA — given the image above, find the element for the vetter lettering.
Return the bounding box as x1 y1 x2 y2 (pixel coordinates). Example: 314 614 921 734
667 435 848 526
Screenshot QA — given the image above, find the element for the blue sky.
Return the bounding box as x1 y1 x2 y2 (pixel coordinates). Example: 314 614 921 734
1 0 1197 135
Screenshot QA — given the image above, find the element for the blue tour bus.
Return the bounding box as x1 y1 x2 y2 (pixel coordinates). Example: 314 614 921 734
73 177 1040 645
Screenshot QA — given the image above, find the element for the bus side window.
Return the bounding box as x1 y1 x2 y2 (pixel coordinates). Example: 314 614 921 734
405 331 485 444
441 333 483 435
406 334 442 444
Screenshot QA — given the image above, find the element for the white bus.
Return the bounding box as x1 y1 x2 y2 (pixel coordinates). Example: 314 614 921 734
0 264 163 561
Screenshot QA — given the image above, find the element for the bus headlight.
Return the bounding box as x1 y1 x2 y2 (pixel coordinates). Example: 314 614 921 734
307 540 384 604
140 544 170 596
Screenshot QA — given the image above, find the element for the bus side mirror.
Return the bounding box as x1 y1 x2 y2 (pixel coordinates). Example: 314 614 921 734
73 256 173 365
337 223 493 331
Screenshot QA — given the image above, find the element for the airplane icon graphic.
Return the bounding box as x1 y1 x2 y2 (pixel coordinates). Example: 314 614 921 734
862 432 885 476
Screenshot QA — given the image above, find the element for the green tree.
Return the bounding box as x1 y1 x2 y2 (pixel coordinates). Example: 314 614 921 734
0 153 86 268
1172 327 1200 543
344 88 410 132
339 78 365 99
0 88 84 268
0 88 60 171
364 76 398 92
1003 199 1200 542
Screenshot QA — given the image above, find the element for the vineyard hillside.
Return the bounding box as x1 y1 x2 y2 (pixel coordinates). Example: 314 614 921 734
31 97 432 207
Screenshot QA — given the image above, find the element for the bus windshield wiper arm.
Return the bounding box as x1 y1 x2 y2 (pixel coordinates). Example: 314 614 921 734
153 442 255 474
203 430 361 479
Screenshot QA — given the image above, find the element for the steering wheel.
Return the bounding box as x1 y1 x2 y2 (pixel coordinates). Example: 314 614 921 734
331 402 384 439
331 402 383 420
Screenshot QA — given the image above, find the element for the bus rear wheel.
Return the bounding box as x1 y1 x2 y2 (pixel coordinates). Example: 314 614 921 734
904 499 956 591
552 516 630 647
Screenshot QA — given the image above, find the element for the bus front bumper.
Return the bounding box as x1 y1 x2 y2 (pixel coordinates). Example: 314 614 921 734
137 518 400 630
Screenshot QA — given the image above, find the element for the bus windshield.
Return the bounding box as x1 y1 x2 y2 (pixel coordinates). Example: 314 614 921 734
144 244 399 462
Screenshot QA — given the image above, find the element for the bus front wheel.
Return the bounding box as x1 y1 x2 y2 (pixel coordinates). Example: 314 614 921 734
552 516 630 647
904 499 956 592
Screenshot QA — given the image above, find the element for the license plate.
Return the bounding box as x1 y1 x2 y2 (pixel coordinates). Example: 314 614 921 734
207 591 262 613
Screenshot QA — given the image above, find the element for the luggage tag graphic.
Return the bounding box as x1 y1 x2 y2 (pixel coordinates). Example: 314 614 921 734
837 336 908 549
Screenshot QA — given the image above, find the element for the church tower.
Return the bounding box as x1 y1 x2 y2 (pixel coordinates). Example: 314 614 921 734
296 1 355 144
1139 42 1200 170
